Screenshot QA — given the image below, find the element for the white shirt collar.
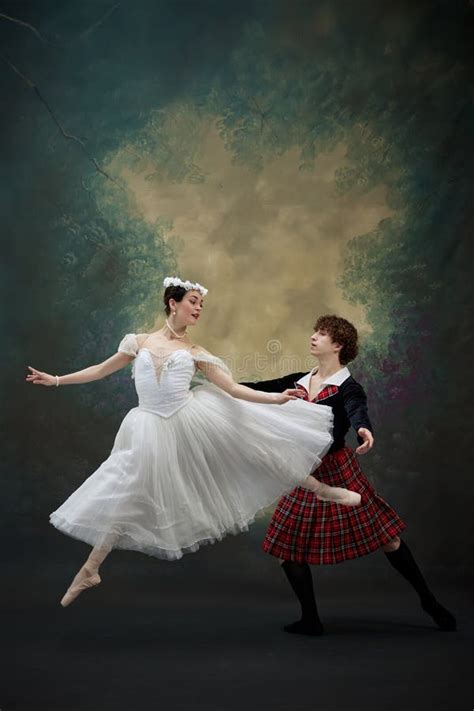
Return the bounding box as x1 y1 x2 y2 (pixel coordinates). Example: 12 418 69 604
296 366 351 393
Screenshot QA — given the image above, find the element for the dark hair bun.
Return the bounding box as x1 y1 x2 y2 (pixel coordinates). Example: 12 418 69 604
163 285 187 316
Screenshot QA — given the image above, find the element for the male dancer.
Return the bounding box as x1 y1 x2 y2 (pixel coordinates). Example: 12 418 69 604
243 315 456 636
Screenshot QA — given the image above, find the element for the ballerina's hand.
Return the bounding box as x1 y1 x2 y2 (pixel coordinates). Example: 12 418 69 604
26 366 56 386
275 388 306 404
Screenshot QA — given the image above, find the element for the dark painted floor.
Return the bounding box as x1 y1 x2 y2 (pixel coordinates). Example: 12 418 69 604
3 537 472 711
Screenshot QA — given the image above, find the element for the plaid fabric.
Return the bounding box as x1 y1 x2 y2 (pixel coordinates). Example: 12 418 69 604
313 384 339 402
263 447 406 564
295 383 339 402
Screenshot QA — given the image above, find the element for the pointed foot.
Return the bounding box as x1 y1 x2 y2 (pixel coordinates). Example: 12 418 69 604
60 572 101 608
316 485 361 507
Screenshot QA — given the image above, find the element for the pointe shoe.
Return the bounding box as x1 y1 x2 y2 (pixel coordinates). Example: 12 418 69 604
315 483 361 507
60 571 101 607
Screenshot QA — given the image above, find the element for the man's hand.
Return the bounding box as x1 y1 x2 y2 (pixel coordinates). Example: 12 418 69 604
356 427 374 455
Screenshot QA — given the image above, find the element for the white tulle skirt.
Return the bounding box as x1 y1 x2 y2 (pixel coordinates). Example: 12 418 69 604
50 383 333 560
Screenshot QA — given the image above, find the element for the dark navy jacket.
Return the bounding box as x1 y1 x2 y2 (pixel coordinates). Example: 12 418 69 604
241 368 373 455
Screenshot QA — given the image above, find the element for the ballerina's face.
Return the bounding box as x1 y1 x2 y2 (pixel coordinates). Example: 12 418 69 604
172 290 205 326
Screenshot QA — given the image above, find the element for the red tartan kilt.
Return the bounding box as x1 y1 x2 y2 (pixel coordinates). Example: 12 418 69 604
262 447 406 564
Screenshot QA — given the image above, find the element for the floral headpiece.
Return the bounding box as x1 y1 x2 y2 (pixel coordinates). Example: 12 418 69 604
163 276 208 297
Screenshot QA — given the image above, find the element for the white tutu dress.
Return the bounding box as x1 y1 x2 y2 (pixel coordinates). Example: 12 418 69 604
50 334 334 560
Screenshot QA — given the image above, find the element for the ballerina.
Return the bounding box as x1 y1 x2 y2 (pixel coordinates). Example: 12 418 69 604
26 277 361 607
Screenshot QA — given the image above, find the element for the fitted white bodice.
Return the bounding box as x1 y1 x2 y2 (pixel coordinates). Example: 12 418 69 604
118 334 231 419
133 348 198 417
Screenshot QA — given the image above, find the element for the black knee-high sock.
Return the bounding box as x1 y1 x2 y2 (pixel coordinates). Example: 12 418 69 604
281 561 320 623
385 540 456 631
384 540 434 603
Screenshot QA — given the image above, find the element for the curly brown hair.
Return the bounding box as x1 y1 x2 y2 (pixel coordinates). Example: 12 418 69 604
313 315 359 365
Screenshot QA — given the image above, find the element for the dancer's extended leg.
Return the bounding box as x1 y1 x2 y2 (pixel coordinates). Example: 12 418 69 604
60 545 111 607
303 474 361 507
384 538 456 631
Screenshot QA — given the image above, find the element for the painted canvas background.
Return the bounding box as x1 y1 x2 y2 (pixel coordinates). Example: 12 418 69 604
2 0 473 606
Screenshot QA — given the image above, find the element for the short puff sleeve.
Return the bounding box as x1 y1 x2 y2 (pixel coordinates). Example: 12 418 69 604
192 350 232 375
117 333 140 358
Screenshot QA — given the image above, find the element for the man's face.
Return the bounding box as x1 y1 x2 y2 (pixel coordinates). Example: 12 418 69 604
310 329 341 359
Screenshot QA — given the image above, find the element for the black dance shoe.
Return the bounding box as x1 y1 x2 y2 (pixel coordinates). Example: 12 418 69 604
283 619 324 636
421 596 457 631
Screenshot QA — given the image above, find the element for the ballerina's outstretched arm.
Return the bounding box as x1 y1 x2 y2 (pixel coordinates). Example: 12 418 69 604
26 353 130 386
25 334 148 387
195 354 302 405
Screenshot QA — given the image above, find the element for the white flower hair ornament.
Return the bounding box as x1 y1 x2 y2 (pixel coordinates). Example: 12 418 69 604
163 276 208 297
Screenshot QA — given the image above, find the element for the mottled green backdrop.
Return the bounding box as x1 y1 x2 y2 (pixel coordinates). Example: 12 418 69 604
2 0 473 582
